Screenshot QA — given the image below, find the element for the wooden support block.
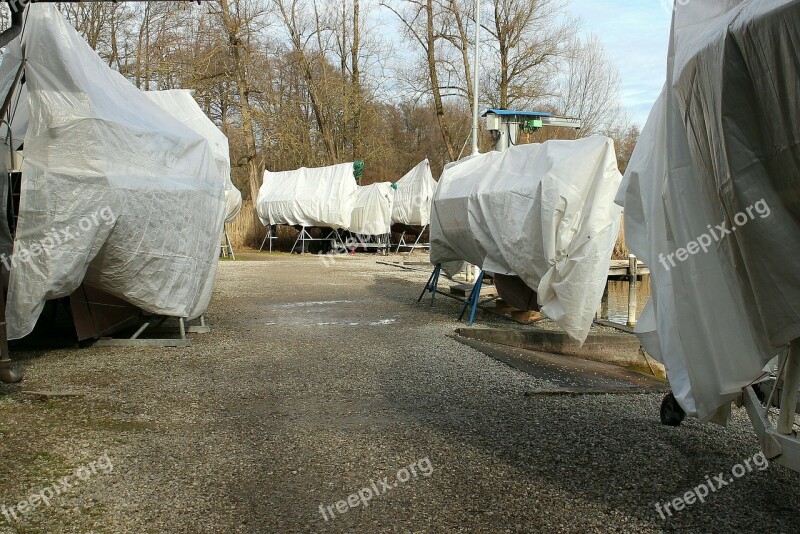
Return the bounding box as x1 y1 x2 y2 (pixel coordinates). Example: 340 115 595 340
511 310 543 324
493 300 517 314
449 284 498 298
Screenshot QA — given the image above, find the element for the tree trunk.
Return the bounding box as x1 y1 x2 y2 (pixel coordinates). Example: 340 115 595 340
351 0 361 160
218 0 261 231
426 0 457 161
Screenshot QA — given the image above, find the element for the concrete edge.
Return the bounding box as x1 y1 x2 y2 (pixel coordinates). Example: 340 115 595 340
455 326 666 379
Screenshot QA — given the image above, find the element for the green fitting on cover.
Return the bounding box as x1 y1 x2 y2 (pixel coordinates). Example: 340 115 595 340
353 161 365 180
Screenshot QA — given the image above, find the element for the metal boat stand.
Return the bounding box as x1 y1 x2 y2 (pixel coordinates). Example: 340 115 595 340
221 228 236 259
395 225 429 256
290 227 345 254
741 339 800 472
259 225 277 252
418 264 442 307
92 315 209 348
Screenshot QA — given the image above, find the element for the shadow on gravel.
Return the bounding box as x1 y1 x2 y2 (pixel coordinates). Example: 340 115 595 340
364 275 800 530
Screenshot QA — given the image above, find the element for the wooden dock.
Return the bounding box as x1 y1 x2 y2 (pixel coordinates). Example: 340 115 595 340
607 259 649 279
599 255 649 328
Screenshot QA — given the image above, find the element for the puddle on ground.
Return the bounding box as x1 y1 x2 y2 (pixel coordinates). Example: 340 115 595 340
255 318 399 327
268 300 355 309
247 300 400 327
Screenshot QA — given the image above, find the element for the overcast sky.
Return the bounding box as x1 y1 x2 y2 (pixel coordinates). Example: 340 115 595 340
568 0 673 126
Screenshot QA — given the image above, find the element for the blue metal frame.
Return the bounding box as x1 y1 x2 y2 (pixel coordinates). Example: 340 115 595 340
481 109 555 118
458 270 485 326
418 264 442 307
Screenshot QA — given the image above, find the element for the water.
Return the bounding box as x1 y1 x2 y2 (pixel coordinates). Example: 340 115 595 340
605 280 651 325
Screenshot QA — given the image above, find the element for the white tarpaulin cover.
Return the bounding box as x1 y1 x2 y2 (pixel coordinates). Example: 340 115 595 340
0 5 226 339
431 136 623 344
615 0 798 421
392 159 436 226
144 90 242 223
257 163 358 229
350 183 394 236
3 89 242 224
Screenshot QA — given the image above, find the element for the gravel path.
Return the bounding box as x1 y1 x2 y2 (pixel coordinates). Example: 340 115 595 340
0 252 798 533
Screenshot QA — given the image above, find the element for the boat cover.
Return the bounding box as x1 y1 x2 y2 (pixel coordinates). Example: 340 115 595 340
350 183 394 236
392 159 436 226
615 0 799 421
256 163 358 229
144 89 242 223
431 136 623 344
0 5 226 339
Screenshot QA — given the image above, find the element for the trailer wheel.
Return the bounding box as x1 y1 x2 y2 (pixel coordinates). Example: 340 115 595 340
660 392 685 427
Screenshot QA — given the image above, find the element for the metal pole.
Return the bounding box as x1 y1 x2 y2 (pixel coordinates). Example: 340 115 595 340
470 0 481 156
778 339 800 435
628 254 638 327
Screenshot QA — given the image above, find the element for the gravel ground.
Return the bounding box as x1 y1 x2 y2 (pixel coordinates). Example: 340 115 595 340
0 252 798 533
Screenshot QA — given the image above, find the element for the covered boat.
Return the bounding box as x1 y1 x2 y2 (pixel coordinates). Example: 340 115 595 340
350 183 395 237
0 5 226 340
144 89 242 223
256 163 358 230
391 159 436 227
430 136 623 344
616 0 800 422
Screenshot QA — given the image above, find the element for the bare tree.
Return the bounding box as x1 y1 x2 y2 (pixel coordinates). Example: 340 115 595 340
59 2 136 69
384 0 459 160
550 34 623 134
483 0 574 109
210 0 270 212
273 0 340 160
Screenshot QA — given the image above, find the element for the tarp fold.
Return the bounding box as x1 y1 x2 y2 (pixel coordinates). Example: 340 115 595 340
431 136 623 344
0 5 226 339
615 0 799 420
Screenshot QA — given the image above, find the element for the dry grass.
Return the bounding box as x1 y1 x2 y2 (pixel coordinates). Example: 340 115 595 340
612 217 629 259
226 201 262 249
226 201 307 251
